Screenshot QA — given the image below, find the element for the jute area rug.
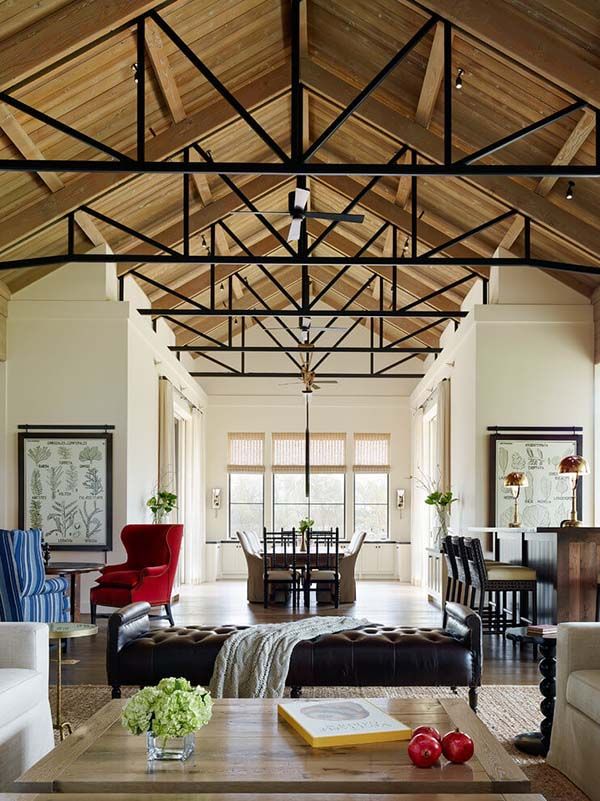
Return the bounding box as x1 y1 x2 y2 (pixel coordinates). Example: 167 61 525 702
52 684 588 801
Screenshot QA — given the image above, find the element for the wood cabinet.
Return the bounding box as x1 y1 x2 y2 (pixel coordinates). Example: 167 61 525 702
219 541 248 579
356 543 397 579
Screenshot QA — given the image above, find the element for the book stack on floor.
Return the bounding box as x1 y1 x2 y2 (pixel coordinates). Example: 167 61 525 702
527 624 558 637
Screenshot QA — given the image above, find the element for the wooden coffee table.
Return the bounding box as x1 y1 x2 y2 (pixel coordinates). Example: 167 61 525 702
17 698 530 795
0 794 547 801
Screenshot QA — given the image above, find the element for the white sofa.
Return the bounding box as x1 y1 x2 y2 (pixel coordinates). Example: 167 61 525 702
0 623 54 790
547 622 600 801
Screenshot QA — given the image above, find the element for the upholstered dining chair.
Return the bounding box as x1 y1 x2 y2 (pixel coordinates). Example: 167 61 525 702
339 530 367 604
237 531 264 603
0 529 69 623
90 524 183 625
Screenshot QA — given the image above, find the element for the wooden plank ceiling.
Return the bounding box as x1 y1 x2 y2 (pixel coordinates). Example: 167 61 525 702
0 0 598 361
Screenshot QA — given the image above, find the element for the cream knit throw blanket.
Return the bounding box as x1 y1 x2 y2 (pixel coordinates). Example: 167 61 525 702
209 616 370 698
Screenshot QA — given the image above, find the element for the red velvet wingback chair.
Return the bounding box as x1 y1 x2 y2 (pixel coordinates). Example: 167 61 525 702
90 524 183 625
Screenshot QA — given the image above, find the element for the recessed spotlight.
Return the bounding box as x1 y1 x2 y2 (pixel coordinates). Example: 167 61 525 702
566 180 575 200
455 68 464 90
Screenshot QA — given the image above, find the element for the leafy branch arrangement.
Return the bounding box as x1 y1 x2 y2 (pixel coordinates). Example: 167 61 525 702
415 469 458 546
298 516 314 534
147 490 177 524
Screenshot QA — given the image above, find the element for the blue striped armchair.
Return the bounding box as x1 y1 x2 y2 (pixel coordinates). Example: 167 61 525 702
0 529 69 622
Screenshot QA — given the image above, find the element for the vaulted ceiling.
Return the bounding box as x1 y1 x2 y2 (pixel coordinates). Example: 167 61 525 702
0 0 598 372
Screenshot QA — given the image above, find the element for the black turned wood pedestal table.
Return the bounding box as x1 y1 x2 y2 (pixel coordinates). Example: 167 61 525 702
506 626 557 756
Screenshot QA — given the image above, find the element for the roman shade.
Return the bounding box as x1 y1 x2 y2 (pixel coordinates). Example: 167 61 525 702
227 433 265 473
353 433 391 473
272 432 346 473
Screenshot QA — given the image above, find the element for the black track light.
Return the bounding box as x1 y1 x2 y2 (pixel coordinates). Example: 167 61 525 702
455 68 464 90
131 64 139 84
201 235 208 252
219 283 224 293
566 180 575 200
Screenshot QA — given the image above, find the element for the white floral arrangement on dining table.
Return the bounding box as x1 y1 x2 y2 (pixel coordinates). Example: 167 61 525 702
122 677 213 739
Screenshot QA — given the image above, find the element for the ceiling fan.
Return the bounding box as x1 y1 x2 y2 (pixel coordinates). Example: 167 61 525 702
266 316 350 343
279 358 338 391
229 187 365 242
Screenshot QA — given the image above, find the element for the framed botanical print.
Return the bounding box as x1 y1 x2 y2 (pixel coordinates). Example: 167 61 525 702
18 432 113 550
489 432 582 528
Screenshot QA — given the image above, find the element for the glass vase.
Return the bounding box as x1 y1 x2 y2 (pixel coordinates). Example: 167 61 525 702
146 731 195 761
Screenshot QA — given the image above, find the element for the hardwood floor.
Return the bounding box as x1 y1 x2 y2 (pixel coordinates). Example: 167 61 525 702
58 580 539 686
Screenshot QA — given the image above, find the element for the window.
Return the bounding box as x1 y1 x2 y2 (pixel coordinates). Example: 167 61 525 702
353 433 390 539
354 473 389 538
227 433 264 539
272 433 346 534
229 473 264 537
273 473 345 533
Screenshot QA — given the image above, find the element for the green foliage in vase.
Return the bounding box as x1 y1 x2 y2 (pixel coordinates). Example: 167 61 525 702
298 516 315 533
82 467 103 497
47 465 64 500
65 464 78 493
30 468 43 497
27 445 51 466
47 499 77 538
146 490 177 524
29 497 43 529
79 445 102 467
122 677 212 738
424 490 458 509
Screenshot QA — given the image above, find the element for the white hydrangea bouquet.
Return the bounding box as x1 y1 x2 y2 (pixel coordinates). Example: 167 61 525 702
122 677 213 761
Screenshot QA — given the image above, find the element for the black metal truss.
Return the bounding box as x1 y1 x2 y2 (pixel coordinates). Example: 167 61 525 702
0 4 597 179
188 371 426 379
170 345 442 354
142 308 465 319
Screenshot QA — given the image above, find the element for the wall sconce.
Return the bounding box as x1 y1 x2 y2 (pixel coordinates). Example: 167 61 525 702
504 471 528 528
211 488 222 510
396 489 405 510
558 455 589 527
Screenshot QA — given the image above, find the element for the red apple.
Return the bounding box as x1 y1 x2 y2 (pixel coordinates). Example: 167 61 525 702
408 733 443 768
441 729 474 764
411 725 442 742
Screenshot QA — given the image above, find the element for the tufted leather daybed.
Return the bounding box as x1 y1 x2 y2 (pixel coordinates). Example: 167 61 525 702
107 601 482 710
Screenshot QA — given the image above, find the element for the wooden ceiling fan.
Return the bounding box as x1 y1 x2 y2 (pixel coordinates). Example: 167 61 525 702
229 187 364 242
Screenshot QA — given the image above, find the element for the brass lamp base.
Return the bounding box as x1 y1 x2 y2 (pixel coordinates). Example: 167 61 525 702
509 522 521 528
560 518 583 528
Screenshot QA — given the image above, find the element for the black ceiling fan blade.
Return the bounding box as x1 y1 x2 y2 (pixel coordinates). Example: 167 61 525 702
303 211 364 223
229 210 289 216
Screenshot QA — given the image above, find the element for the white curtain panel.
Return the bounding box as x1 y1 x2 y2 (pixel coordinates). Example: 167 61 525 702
411 406 426 586
436 378 451 490
158 377 176 494
183 408 204 585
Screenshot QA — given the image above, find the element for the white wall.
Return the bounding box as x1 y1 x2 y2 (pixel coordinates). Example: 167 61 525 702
411 267 595 554
205 395 412 543
0 251 207 609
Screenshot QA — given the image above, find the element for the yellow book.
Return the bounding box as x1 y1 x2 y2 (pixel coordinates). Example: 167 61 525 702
278 698 412 748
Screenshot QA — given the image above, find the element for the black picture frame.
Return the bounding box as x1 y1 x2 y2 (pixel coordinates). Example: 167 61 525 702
489 432 583 528
18 432 113 551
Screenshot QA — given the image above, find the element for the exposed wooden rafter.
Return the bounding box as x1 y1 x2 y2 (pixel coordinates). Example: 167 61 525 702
0 103 63 192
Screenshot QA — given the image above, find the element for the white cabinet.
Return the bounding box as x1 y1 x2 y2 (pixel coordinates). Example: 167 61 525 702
357 543 396 579
395 543 411 582
219 541 248 579
204 543 220 582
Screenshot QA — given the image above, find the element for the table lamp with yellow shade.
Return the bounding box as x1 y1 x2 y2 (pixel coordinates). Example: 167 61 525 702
504 471 528 528
559 454 589 527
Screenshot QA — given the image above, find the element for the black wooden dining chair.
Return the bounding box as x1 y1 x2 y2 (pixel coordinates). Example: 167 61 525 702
262 528 300 609
304 528 340 608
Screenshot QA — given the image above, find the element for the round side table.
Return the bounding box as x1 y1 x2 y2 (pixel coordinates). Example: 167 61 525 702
506 626 557 756
46 562 103 622
48 622 97 740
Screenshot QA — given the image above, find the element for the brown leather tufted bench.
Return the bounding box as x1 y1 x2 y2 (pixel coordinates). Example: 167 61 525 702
107 601 482 710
